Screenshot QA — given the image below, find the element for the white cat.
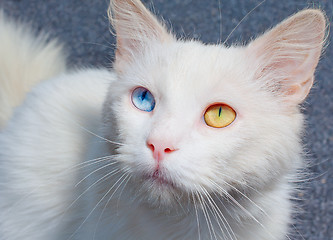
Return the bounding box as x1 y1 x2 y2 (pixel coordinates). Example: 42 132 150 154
0 0 327 239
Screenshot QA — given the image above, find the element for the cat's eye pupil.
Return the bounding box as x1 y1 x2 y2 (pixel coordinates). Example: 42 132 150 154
204 104 236 128
131 87 155 112
141 90 147 100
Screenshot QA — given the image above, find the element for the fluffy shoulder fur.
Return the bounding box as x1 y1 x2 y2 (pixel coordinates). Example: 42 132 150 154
0 11 115 240
0 12 66 128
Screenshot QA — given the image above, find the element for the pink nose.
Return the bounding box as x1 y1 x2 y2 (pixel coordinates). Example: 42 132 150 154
147 140 176 162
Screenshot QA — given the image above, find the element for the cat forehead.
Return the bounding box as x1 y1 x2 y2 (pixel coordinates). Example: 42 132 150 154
126 41 252 95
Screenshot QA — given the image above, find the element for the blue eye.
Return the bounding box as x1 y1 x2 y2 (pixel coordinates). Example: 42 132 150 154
131 87 155 112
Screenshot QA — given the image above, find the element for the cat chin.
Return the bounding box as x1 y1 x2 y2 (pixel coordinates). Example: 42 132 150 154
129 174 189 211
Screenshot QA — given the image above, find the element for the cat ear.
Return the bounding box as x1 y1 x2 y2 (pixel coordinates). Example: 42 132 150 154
246 9 327 105
108 0 173 68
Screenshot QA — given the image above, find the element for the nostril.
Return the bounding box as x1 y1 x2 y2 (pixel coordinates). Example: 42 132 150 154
147 139 177 159
164 148 174 153
147 143 155 152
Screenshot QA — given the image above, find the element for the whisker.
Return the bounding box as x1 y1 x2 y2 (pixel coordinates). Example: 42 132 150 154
195 188 215 240
0 154 117 222
62 168 122 220
178 194 191 216
213 192 240 240
209 180 277 240
217 0 223 44
116 173 132 214
80 41 115 50
67 171 129 240
71 121 124 146
93 172 131 240
70 156 115 172
214 178 268 218
191 190 201 240
218 172 264 196
199 186 237 240
199 186 224 240
288 224 304 240
75 161 118 187
211 180 260 222
288 170 327 183
223 0 266 45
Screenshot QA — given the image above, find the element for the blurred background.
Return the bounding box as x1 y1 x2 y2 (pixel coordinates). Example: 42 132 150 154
1 0 332 239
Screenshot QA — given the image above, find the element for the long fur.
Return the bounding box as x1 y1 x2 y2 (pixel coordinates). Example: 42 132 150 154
0 1 327 240
0 12 66 128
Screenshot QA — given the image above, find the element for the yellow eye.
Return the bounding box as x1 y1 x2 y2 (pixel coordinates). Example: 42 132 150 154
204 104 236 128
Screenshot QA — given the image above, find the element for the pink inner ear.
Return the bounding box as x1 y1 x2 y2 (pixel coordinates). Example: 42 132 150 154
257 52 317 103
247 9 326 105
285 85 300 96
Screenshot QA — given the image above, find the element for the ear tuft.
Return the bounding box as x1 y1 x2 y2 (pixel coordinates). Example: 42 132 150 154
108 0 173 66
247 9 328 105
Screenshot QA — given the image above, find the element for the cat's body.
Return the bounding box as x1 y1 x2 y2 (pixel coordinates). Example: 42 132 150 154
0 1 327 240
0 69 292 240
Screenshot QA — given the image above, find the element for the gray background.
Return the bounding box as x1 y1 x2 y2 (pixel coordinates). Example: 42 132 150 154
1 0 332 239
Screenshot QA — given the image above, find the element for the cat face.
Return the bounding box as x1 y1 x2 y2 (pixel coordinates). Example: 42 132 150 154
103 0 326 208
104 40 299 207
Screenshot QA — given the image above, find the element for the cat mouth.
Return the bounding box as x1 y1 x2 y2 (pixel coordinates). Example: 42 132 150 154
138 169 186 208
144 169 174 188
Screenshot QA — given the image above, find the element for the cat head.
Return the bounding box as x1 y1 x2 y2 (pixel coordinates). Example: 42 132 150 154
103 0 327 208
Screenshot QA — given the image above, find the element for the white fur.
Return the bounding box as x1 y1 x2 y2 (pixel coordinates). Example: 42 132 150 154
0 68 114 239
0 1 327 240
0 12 66 128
